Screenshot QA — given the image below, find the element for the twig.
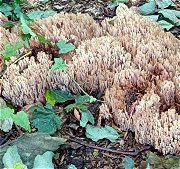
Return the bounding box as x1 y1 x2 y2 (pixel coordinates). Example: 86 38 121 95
12 51 32 64
0 51 32 78
0 130 13 146
67 135 151 156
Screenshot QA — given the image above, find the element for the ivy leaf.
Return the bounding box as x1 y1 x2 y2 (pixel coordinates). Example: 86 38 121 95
33 151 54 169
68 164 78 169
20 14 36 37
45 89 74 106
157 0 176 9
3 21 15 29
57 40 75 54
12 111 31 132
28 10 57 20
159 9 179 24
13 162 27 169
80 110 95 127
112 0 129 6
36 34 51 45
85 125 120 142
0 133 66 169
138 0 156 15
158 20 174 30
123 156 135 169
1 41 24 60
0 3 13 16
2 145 24 169
65 103 88 112
30 104 61 134
51 57 68 71
0 107 31 132
75 95 96 104
146 15 159 21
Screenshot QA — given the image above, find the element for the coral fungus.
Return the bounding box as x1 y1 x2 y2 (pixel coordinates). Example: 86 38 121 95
0 7 179 154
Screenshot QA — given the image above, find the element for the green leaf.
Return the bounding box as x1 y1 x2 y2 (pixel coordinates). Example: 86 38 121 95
0 3 13 16
22 34 31 47
33 151 54 169
13 3 23 18
138 0 156 15
123 156 135 169
159 9 179 24
27 10 57 20
112 0 129 6
20 14 36 37
0 107 31 132
13 163 27 169
12 111 31 132
0 133 66 169
157 0 176 9
3 21 15 29
56 40 75 54
146 15 159 21
51 57 68 71
65 103 88 112
1 41 24 60
0 118 13 132
80 110 95 127
174 10 180 18
85 125 120 142
45 89 74 106
68 164 78 169
36 34 51 45
75 95 96 104
3 145 23 168
158 20 174 30
30 104 61 134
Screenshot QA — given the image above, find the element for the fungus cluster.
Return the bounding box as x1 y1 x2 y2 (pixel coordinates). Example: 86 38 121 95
0 7 179 154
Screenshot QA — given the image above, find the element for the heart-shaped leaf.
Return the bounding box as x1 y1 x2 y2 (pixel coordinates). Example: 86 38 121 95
57 40 75 54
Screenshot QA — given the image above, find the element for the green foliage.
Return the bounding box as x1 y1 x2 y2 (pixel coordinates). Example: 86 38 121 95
3 21 15 28
75 95 96 104
123 156 135 169
65 103 88 112
0 0 24 20
51 57 68 71
80 110 95 127
138 0 180 30
0 107 31 132
112 0 129 6
68 164 78 169
85 124 120 142
2 145 25 169
146 152 180 168
45 89 74 106
0 3 13 16
56 40 75 54
0 133 66 168
0 41 24 60
33 151 54 169
36 34 51 45
30 104 61 134
27 10 57 20
13 162 26 169
20 14 36 37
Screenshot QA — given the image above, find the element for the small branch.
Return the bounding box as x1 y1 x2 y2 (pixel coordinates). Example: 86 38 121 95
67 135 151 156
0 51 31 78
12 51 32 65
